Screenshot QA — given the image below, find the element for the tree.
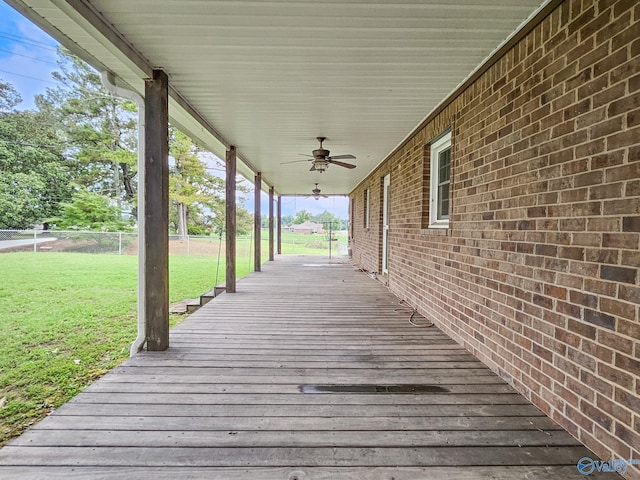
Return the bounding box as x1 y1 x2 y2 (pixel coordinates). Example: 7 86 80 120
207 195 253 236
50 189 130 231
312 210 346 230
0 80 21 113
281 214 294 226
169 129 225 238
39 48 139 219
0 80 74 229
293 209 312 224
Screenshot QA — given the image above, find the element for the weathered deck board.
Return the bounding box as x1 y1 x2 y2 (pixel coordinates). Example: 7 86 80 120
0 445 592 466
10 429 580 448
0 255 604 479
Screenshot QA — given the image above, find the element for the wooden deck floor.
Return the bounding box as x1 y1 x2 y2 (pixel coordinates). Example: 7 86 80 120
0 255 604 479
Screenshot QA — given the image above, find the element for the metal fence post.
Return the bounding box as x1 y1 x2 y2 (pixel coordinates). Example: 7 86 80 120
33 230 37 253
118 232 123 255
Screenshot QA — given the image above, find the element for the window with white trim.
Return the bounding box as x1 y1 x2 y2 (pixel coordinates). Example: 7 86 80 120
429 131 451 228
364 188 370 229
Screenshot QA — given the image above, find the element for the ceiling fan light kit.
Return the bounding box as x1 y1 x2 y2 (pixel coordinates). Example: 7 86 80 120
312 183 328 199
311 160 328 173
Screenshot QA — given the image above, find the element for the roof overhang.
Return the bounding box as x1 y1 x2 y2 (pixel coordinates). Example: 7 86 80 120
6 0 553 196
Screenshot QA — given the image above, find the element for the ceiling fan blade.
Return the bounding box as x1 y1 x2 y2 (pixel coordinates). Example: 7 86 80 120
280 159 310 165
328 159 356 169
298 153 315 158
328 154 356 160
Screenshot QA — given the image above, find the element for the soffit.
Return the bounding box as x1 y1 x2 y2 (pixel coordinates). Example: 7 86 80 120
8 0 549 195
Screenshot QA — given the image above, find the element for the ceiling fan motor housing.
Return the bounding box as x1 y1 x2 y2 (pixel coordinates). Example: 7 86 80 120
313 148 330 159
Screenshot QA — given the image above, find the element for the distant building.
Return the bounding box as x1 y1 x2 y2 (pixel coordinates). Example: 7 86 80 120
286 221 324 235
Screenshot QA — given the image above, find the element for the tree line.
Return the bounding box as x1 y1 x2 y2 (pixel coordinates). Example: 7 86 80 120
0 47 254 235
279 210 347 230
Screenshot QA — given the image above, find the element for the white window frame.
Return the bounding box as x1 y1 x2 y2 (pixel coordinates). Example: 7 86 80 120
364 188 370 229
429 131 452 228
382 174 390 274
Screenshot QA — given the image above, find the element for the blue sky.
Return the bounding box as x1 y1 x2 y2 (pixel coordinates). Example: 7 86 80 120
0 1 348 220
0 1 59 109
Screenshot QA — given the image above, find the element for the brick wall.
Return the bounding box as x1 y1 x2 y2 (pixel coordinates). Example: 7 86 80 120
350 1 640 476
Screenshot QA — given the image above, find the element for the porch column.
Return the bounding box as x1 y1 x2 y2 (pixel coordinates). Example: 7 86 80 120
277 195 282 255
144 69 169 351
268 186 274 261
254 172 262 272
226 146 236 293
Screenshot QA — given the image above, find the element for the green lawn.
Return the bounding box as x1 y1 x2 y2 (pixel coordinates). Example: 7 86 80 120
0 232 346 446
0 252 250 446
255 231 348 256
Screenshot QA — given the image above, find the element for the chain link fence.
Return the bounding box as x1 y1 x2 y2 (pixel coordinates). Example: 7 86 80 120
0 229 222 255
0 229 348 256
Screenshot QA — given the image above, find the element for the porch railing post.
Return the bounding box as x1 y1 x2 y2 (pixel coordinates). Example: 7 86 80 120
269 186 274 261
144 69 169 351
225 146 237 293
277 195 282 255
254 172 261 272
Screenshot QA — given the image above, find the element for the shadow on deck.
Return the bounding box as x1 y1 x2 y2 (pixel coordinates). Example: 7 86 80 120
0 255 605 479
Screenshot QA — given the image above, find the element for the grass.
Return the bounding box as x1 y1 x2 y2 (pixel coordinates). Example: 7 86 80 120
0 252 247 446
0 232 345 446
254 231 348 256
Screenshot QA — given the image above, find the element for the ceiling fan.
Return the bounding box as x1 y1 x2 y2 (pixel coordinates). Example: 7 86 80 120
309 183 328 200
281 137 356 173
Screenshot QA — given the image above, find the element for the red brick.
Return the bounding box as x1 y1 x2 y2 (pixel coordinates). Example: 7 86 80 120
596 393 632 425
592 150 625 169
544 284 567 300
617 319 640 340
624 179 640 197
599 330 634 355
608 91 640 117
589 182 623 200
607 126 640 151
554 328 582 349
558 246 585 260
610 17 636 54
622 250 640 267
568 318 596 340
631 72 640 93
580 400 612 430
557 300 581 319
585 248 620 265
623 217 640 232
570 290 598 308
592 426 633 465
615 354 640 377
600 297 636 320
584 278 617 297
600 265 637 284
615 423 640 451
582 340 614 363
347 0 639 468
603 198 640 216
584 309 616 330
598 364 634 391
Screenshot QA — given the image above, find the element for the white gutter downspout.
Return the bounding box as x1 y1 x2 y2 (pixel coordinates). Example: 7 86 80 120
101 71 146 356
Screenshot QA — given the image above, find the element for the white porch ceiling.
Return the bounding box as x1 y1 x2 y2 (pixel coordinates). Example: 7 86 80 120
7 0 549 195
